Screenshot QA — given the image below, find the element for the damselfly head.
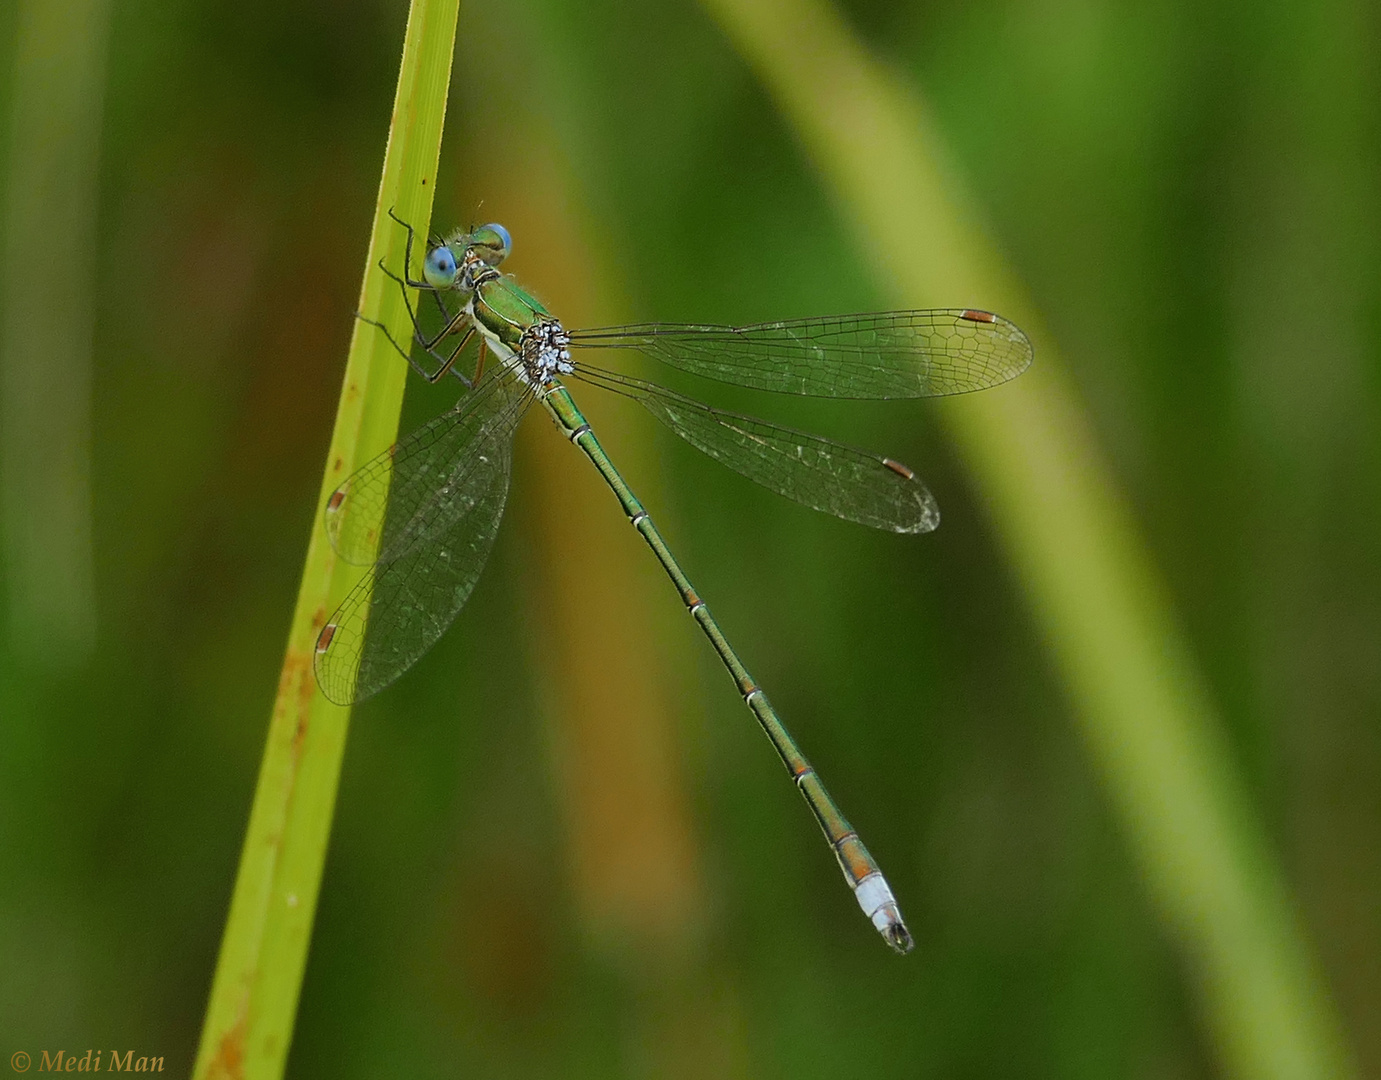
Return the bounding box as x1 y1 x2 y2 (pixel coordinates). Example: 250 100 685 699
423 244 459 288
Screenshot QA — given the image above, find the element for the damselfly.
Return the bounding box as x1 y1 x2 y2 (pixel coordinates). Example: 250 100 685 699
315 212 1033 953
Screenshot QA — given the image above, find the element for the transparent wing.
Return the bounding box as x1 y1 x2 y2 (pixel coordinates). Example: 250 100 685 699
315 384 532 705
575 365 938 534
568 309 1032 399
325 374 515 566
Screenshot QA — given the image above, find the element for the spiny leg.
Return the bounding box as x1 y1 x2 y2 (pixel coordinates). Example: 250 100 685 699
427 325 477 384
378 257 469 354
367 245 477 385
387 206 434 289
352 306 474 388
473 339 489 384
377 208 477 378
428 287 459 333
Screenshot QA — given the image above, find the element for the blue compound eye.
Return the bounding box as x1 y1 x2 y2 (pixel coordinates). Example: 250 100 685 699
470 223 511 265
423 245 459 287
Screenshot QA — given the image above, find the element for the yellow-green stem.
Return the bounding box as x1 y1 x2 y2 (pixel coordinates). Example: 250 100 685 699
700 0 1357 1077
192 2 460 1076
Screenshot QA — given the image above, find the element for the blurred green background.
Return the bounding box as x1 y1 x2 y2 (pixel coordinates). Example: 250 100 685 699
1 0 1377 1077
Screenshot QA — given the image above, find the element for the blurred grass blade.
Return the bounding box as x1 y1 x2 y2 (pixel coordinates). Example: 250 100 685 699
0 0 110 665
699 0 1357 1077
192 1 460 1076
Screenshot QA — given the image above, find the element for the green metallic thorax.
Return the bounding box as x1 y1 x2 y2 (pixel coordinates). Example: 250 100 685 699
470 270 550 351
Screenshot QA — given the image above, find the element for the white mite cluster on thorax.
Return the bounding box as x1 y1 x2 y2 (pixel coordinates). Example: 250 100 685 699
519 318 574 385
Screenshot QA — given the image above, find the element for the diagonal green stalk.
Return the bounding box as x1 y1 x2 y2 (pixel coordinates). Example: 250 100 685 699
1 0 110 665
699 0 1357 1077
192 2 460 1076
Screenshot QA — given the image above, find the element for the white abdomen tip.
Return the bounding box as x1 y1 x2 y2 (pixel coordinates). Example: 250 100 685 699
854 872 914 955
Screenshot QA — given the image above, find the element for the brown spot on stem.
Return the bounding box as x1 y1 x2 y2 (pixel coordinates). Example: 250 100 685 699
206 1015 246 1080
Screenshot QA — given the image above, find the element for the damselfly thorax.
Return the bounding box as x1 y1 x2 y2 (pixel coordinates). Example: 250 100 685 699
459 259 575 388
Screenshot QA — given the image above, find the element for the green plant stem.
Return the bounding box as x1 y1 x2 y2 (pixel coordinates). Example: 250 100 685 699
192 2 460 1076
700 0 1356 1077
1 0 109 664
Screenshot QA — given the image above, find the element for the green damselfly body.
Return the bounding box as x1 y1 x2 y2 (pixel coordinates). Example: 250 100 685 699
315 212 1033 954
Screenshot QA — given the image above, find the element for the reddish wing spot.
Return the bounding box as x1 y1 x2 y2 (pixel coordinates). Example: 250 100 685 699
960 309 997 324
882 457 916 480
327 490 345 512
316 624 336 653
